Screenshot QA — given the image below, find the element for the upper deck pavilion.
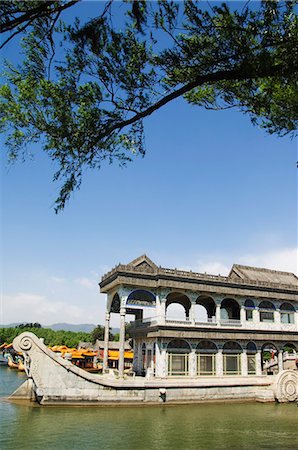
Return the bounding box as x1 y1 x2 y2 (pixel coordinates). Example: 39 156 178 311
100 255 298 301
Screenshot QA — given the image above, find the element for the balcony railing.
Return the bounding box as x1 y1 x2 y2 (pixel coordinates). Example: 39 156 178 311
165 317 192 326
130 316 296 330
131 316 218 328
220 319 242 327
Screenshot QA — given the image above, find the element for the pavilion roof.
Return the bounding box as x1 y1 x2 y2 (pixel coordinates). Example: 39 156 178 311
229 264 298 286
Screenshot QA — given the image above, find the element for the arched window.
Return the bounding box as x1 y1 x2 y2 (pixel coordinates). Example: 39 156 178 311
127 290 156 306
167 339 191 376
195 296 216 323
246 342 257 375
220 298 240 322
282 342 296 354
196 341 217 376
244 299 255 322
261 343 278 374
223 341 242 375
110 293 120 313
280 303 295 324
166 293 191 322
259 301 275 323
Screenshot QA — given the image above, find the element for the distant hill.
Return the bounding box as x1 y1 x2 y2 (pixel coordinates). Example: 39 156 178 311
0 323 122 334
0 323 96 333
0 323 21 328
45 323 97 332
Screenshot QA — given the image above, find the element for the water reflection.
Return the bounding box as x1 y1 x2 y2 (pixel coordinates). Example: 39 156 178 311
1 367 297 450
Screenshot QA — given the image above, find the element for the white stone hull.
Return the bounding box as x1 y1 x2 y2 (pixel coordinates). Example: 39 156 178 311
11 333 298 405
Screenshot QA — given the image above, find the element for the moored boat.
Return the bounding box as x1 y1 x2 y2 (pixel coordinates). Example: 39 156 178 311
18 359 25 371
7 355 18 369
0 354 7 365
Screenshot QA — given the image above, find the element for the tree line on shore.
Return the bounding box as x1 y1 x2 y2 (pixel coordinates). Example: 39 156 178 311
0 323 121 348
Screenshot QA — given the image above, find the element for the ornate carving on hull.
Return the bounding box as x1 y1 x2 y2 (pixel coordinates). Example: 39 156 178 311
274 370 298 402
17 334 33 351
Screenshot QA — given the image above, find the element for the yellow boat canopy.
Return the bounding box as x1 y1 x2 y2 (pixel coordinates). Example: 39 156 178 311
108 350 133 360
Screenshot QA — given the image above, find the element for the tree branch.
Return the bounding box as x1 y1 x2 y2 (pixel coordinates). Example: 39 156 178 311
97 63 291 140
1 1 79 34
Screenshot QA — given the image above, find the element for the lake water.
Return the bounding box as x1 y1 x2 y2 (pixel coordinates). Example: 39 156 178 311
1 365 297 450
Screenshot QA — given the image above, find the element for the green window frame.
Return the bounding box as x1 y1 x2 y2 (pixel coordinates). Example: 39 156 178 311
247 354 256 375
197 353 216 376
167 353 189 376
281 312 294 324
245 309 253 321
260 311 274 322
223 354 241 375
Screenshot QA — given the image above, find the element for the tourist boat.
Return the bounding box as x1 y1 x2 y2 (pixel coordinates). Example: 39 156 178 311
7 355 19 369
0 354 7 365
18 359 25 371
9 255 298 405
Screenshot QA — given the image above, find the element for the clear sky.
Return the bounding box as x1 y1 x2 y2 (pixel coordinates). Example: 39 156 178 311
1 1 297 327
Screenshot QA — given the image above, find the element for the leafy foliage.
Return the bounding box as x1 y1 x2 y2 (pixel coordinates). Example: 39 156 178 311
16 322 42 329
0 324 121 347
1 1 297 211
90 324 115 344
1 326 91 347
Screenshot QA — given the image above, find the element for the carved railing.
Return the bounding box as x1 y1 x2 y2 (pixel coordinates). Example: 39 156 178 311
220 319 242 327
165 318 192 326
131 317 219 328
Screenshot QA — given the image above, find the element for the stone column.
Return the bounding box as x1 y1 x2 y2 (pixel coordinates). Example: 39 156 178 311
189 303 196 325
132 340 139 373
189 349 196 377
188 293 197 325
241 350 248 376
155 293 161 322
103 312 110 372
155 341 162 378
156 343 167 378
138 340 143 374
118 307 126 377
240 306 246 325
216 304 221 325
278 351 283 372
253 307 259 326
159 299 166 325
274 309 281 326
256 350 262 376
216 349 223 376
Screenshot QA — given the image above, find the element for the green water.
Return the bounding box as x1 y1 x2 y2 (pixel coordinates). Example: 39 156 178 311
0 366 297 450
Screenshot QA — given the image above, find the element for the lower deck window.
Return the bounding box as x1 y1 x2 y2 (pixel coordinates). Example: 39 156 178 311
168 353 189 376
223 354 241 375
197 354 216 375
247 354 256 375
260 311 274 322
281 312 294 324
245 309 253 321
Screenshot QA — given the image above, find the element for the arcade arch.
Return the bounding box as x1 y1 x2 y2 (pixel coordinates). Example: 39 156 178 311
220 298 240 321
223 341 242 375
280 303 295 324
246 342 257 375
261 342 278 373
259 301 275 323
166 293 191 321
195 296 216 323
244 299 255 321
167 339 191 376
196 340 217 376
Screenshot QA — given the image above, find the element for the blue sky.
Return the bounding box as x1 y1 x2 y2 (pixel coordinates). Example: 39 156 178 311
1 1 297 326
